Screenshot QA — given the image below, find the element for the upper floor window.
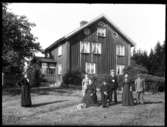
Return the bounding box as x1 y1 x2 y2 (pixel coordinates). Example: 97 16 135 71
80 41 102 54
92 43 102 54
97 28 106 37
58 64 62 75
80 41 90 53
116 65 125 75
58 45 62 56
85 62 96 74
116 45 125 56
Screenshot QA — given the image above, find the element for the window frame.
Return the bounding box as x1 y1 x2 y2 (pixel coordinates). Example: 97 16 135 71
41 63 47 74
58 45 63 56
116 45 125 56
97 27 106 37
57 64 62 75
116 65 125 75
85 62 96 74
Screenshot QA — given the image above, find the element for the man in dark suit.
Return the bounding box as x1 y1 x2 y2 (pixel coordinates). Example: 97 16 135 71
100 81 109 108
107 69 118 105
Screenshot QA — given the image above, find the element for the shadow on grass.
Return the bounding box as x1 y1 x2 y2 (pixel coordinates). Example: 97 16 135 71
97 101 122 106
31 100 69 107
143 101 163 105
3 87 76 96
32 88 74 95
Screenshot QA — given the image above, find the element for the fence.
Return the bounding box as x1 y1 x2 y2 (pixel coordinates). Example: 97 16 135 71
43 74 57 82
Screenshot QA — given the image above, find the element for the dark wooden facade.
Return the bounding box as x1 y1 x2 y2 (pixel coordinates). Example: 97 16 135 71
45 15 135 82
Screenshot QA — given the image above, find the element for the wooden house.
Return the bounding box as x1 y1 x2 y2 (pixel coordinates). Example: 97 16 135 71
41 14 135 83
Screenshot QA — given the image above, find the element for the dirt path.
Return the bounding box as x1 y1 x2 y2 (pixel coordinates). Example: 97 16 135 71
2 89 164 125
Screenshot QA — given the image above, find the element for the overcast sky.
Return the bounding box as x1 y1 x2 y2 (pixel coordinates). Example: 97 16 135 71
8 3 165 56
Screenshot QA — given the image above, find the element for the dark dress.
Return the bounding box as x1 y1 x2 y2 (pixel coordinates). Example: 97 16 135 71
17 77 32 107
122 80 134 106
100 84 109 107
81 83 97 107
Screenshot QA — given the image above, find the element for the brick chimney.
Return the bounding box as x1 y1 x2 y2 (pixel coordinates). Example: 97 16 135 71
80 20 88 27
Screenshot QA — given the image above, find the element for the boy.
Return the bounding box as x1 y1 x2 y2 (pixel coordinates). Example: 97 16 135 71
100 81 109 108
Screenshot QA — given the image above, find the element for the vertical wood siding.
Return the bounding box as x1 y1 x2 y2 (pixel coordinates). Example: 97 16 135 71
49 18 132 77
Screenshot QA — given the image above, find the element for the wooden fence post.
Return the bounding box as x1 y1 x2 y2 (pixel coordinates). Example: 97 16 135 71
2 72 4 87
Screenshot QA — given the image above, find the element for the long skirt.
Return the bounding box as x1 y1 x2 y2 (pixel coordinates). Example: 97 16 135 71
122 85 134 106
21 85 32 107
81 93 97 107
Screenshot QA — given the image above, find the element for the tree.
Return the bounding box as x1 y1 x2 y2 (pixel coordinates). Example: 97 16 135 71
132 41 165 77
2 3 42 73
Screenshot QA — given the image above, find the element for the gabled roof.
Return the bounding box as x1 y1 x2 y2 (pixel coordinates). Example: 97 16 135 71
45 14 136 51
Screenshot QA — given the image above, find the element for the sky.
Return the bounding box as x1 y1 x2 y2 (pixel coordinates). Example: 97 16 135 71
8 3 165 56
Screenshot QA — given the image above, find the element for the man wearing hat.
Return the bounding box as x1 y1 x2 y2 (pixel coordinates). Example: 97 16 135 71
107 69 118 105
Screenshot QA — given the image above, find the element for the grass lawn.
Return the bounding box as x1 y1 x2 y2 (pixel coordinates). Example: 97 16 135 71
2 86 165 125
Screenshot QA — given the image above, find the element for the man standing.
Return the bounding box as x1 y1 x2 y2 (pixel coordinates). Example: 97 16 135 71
107 69 118 105
135 73 145 104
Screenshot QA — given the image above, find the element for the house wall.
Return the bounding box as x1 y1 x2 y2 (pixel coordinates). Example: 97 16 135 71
69 18 131 75
49 41 69 81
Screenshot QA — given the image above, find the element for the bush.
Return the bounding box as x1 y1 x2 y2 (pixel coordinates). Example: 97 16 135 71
62 70 83 87
27 63 45 87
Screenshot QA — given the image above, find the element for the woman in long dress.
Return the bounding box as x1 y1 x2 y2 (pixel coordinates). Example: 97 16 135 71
81 74 97 107
122 73 134 106
17 60 32 107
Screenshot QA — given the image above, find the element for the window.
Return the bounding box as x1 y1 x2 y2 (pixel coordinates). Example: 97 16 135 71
80 41 90 53
47 65 56 75
58 45 62 56
92 43 102 54
47 68 56 75
58 64 62 75
116 45 125 56
41 63 47 74
116 65 125 75
97 28 106 37
85 63 96 74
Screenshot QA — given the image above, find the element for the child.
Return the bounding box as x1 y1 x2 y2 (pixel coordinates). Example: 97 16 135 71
100 81 109 108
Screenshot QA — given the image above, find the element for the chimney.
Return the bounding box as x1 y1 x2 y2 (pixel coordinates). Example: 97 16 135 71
80 20 88 27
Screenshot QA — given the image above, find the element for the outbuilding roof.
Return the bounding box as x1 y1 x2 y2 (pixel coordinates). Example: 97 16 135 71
35 57 57 63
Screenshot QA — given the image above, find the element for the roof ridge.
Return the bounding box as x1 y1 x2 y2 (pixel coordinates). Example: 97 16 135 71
45 14 135 51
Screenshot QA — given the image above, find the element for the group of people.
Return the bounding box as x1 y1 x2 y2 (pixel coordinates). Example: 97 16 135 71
16 59 145 109
80 69 145 108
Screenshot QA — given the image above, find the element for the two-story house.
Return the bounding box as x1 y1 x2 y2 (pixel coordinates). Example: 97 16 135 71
39 14 135 83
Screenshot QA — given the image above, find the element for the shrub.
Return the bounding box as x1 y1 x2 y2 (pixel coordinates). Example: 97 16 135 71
62 70 83 87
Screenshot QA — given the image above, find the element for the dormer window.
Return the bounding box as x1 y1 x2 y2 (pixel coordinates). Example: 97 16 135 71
58 45 62 56
97 28 106 37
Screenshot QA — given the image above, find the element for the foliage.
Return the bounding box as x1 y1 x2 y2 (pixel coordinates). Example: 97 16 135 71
2 3 42 74
27 60 47 87
62 70 83 87
123 60 148 81
132 41 165 77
